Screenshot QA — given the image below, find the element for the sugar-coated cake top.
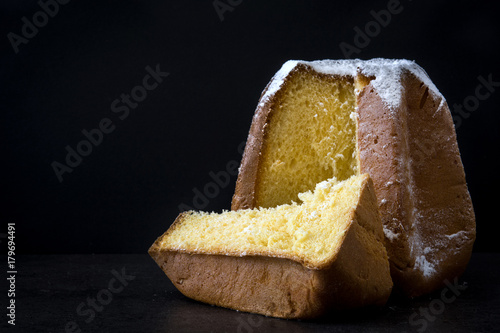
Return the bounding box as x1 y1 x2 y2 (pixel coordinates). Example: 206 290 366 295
262 59 443 110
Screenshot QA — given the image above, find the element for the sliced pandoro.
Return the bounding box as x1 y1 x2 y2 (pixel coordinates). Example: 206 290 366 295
232 59 476 297
149 174 392 319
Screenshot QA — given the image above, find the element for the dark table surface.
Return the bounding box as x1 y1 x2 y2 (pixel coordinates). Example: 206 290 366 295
2 253 499 332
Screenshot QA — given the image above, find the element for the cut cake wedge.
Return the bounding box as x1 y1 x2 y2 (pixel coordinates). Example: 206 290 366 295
149 174 392 319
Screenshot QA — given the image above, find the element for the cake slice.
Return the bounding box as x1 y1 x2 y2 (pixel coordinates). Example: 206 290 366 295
232 59 476 297
149 174 392 319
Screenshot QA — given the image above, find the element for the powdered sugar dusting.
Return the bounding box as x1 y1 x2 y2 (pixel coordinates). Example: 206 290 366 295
260 59 443 111
415 255 436 278
445 231 468 240
383 225 399 241
307 60 358 77
260 60 299 104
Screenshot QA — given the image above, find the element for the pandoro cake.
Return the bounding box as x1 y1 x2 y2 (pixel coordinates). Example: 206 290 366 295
231 59 476 297
149 174 393 318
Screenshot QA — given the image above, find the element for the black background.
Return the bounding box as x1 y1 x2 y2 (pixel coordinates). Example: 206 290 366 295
1 0 499 254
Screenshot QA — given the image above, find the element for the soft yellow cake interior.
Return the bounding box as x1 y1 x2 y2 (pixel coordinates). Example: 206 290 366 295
256 69 360 208
156 174 374 269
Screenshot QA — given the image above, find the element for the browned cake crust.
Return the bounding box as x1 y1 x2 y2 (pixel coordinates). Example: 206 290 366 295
149 179 393 318
231 60 476 297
